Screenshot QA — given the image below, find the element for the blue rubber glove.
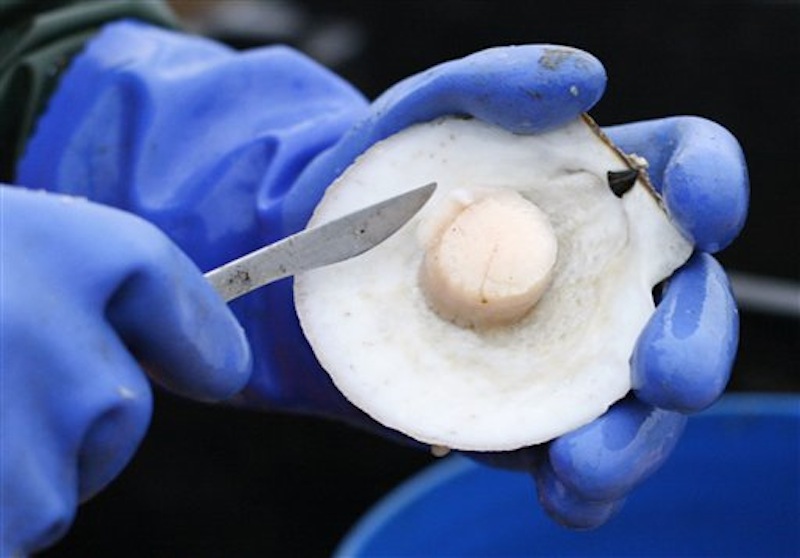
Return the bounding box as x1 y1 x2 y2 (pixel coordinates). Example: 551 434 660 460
17 20 370 420
0 186 252 557
526 118 747 528
9 21 365 555
281 50 747 528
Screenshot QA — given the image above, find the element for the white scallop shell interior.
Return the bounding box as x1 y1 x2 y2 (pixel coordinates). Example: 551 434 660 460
294 116 692 451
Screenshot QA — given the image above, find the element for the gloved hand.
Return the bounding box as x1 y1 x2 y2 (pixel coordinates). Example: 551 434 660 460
0 187 252 557
527 117 747 528
15 19 747 535
280 48 748 528
17 19 370 421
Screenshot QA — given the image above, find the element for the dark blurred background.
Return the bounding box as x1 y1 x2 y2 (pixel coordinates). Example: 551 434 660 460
43 1 798 556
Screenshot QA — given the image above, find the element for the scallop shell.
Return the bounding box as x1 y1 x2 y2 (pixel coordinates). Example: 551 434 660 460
294 115 692 451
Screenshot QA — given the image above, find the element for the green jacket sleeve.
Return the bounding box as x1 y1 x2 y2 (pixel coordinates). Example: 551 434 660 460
0 0 178 181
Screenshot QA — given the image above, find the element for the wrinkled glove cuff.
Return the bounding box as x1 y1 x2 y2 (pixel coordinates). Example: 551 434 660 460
0 0 178 181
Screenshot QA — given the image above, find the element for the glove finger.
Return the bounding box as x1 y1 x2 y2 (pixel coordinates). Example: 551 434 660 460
1 313 152 555
604 117 749 252
283 45 606 233
4 189 253 402
369 44 606 135
547 397 687 502
633 252 739 412
534 460 625 530
102 217 253 402
44 312 155 503
72 330 155 502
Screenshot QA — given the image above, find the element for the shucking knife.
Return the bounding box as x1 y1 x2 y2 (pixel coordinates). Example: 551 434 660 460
205 182 437 302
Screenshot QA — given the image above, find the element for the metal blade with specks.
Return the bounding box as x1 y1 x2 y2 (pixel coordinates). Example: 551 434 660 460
206 182 437 302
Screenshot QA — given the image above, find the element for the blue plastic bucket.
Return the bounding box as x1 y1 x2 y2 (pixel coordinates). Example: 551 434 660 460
337 394 799 557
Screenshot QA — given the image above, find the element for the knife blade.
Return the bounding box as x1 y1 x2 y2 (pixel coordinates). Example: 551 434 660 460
205 182 437 302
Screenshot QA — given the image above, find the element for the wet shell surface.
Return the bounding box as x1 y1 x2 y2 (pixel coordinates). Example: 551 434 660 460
294 115 692 452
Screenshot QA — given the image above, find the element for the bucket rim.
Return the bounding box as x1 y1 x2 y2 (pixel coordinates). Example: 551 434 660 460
335 392 800 557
